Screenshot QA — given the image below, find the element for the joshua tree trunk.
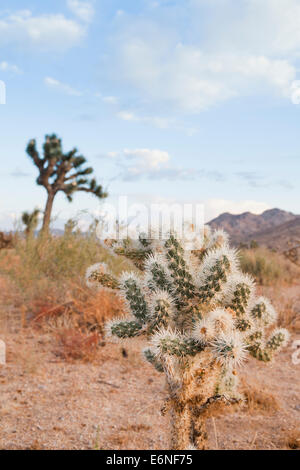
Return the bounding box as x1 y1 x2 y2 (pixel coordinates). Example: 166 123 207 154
42 191 55 233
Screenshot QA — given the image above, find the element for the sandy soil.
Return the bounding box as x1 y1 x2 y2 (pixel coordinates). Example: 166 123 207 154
0 288 299 450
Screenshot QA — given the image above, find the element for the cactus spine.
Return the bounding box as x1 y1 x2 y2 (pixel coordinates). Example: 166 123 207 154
86 228 289 450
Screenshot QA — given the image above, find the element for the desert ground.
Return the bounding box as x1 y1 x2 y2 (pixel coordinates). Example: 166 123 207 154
0 229 299 451
0 282 299 450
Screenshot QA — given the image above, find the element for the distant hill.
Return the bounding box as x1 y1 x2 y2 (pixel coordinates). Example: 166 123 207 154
208 208 300 250
249 217 300 251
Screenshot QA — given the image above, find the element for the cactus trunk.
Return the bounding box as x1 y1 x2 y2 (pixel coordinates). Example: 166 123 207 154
169 392 207 450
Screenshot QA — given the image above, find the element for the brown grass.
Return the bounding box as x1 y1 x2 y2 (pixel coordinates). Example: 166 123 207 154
105 423 153 450
0 230 131 364
32 285 124 334
55 329 100 362
0 230 131 335
259 285 300 332
239 247 300 285
277 298 300 332
240 380 280 414
285 429 300 450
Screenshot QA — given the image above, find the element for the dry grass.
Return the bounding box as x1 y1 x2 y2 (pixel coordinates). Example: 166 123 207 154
0 229 298 450
105 423 153 450
0 229 132 363
277 298 300 332
0 230 132 334
259 285 300 332
240 380 280 414
32 285 125 335
285 429 300 450
55 329 100 362
239 247 300 285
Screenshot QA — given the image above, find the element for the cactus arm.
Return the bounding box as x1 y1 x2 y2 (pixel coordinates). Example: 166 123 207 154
86 263 119 290
147 291 177 333
145 254 173 294
247 327 289 362
107 319 144 339
228 283 252 317
153 329 205 357
250 297 278 326
164 236 196 304
198 256 230 302
143 348 164 372
120 273 150 323
114 246 152 270
89 271 120 290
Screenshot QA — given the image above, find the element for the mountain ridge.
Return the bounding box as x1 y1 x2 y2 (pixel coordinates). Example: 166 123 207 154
208 208 300 249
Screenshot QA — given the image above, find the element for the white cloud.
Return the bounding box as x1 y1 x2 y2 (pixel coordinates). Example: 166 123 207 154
117 110 137 121
0 61 22 74
112 0 300 111
117 110 170 128
203 199 271 222
118 148 172 179
95 93 119 104
214 0 300 56
0 9 85 52
102 95 118 104
103 148 223 181
117 109 190 132
67 0 95 23
107 151 119 159
44 77 82 96
124 148 170 170
118 40 295 112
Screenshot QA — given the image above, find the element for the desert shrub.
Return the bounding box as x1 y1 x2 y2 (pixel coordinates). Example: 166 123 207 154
285 430 300 450
55 328 100 362
275 297 300 332
0 228 132 331
0 229 130 287
239 247 300 285
33 284 124 336
240 379 279 414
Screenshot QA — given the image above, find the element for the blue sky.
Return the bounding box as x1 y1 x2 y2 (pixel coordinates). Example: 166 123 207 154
0 0 299 230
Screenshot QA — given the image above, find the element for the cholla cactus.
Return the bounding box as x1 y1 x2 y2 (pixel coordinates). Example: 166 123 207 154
86 228 289 450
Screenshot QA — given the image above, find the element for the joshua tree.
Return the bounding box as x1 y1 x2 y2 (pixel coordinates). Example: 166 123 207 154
21 208 40 238
86 227 290 450
26 134 108 232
